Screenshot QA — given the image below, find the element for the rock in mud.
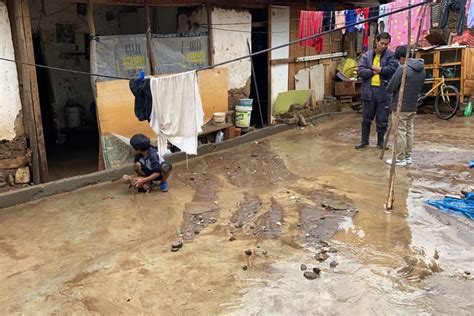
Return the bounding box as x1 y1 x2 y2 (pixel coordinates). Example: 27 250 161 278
303 270 320 280
262 250 268 255
7 174 14 186
465 271 471 275
229 236 236 241
330 261 338 268
245 249 252 256
461 185 473 195
300 264 307 271
316 253 329 262
171 240 183 249
242 265 248 271
313 267 321 274
434 250 440 260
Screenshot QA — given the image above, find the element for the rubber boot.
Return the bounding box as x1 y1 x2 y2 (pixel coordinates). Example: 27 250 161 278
377 132 388 150
355 124 370 149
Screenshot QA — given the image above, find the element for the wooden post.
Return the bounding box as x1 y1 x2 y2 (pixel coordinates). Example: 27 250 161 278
7 0 40 184
267 3 273 125
385 1 412 210
87 0 104 171
144 0 158 75
206 1 214 66
20 0 48 182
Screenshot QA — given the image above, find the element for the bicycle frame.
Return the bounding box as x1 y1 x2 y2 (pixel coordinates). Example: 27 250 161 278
419 75 450 103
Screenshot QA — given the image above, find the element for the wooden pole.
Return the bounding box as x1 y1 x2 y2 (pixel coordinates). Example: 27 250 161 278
7 0 40 184
385 1 412 210
20 0 48 182
206 1 214 66
144 0 158 75
380 4 427 161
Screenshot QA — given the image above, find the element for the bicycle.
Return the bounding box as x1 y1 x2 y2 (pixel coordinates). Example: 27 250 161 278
417 67 460 120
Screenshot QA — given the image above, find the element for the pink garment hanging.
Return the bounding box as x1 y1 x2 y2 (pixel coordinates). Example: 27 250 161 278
387 0 431 49
299 10 324 53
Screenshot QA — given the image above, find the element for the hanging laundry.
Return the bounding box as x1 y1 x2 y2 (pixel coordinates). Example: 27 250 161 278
369 6 380 19
129 78 153 122
345 9 357 33
299 10 324 53
355 8 370 48
440 0 467 35
378 3 391 33
335 10 346 34
387 0 431 49
467 0 474 28
149 71 204 158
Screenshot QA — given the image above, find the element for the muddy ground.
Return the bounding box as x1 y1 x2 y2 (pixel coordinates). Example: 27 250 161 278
0 113 473 314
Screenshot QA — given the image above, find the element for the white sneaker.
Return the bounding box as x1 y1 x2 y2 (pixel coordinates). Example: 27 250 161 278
385 159 407 166
405 156 412 165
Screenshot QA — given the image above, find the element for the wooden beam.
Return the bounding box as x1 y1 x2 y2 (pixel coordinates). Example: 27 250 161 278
20 0 48 182
206 1 214 66
6 0 41 184
145 0 158 75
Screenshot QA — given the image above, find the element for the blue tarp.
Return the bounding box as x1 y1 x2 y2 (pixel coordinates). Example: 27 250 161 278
469 160 474 168
426 192 474 219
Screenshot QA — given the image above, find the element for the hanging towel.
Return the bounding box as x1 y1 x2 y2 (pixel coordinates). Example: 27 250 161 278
335 10 346 34
388 0 431 49
378 4 391 33
468 0 474 27
299 10 324 53
345 9 357 33
149 70 204 158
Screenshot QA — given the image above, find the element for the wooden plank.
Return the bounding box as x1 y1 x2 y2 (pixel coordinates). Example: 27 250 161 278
197 68 229 121
20 0 48 182
6 0 40 184
144 0 158 74
95 68 229 139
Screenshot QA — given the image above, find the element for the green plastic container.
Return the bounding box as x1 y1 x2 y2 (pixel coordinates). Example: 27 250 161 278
464 101 472 117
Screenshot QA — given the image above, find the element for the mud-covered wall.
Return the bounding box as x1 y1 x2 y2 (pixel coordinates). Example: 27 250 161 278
0 2 30 190
178 6 252 109
0 2 23 142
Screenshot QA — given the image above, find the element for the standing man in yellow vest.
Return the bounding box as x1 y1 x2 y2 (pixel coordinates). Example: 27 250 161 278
355 32 398 149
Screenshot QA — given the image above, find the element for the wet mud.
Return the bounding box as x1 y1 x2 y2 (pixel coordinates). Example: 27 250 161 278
1 113 473 315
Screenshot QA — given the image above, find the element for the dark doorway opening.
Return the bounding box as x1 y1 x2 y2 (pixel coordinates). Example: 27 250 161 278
32 33 99 181
249 9 269 128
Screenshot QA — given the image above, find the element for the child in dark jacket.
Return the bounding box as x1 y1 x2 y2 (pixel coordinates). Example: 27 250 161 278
130 134 172 192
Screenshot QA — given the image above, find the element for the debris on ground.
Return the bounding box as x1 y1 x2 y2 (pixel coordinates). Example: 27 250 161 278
245 249 252 256
171 240 183 252
300 264 307 271
330 261 338 268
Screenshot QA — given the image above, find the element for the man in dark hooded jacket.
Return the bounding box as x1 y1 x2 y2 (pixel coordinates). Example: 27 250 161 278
385 45 426 166
356 32 399 149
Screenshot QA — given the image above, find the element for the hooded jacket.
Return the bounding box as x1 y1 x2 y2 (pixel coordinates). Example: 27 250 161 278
386 58 426 112
358 49 398 101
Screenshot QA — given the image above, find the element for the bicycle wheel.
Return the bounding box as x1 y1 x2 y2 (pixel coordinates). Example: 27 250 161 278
434 85 460 120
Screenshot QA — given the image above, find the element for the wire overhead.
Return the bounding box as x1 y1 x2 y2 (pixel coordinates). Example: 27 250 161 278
0 1 430 80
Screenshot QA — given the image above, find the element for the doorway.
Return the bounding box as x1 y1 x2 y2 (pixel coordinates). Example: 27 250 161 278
249 9 269 128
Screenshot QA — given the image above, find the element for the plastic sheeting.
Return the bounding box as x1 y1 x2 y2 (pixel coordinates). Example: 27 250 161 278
93 33 209 81
426 192 474 220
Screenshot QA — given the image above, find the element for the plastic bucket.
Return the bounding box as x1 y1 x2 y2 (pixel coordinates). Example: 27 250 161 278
213 112 226 124
235 105 252 128
239 98 253 107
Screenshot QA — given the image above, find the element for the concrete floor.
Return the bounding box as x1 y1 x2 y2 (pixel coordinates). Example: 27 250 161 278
1 113 473 315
